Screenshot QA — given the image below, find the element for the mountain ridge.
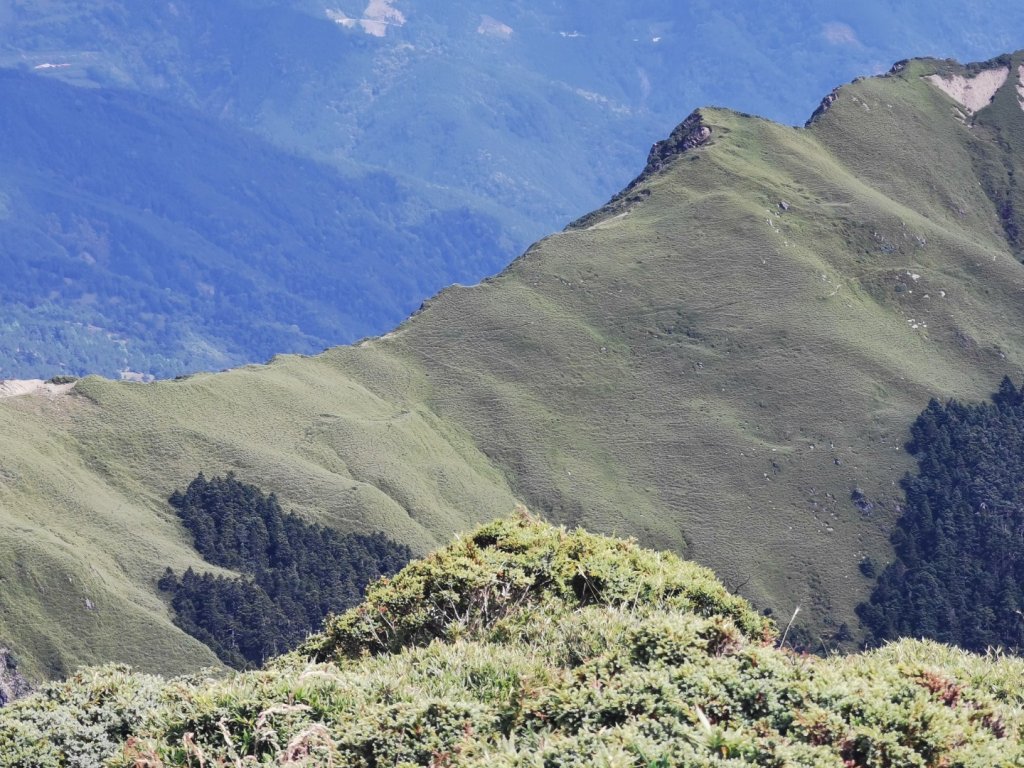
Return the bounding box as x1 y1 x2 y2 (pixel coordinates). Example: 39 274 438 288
3 52 1024 680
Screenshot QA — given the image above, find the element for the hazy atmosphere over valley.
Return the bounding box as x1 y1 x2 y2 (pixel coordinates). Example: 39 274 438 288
0 1 1023 378
4 3 1024 766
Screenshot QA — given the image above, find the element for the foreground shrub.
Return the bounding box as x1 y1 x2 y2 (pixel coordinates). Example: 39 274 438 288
3 514 1023 766
300 509 771 661
0 666 164 768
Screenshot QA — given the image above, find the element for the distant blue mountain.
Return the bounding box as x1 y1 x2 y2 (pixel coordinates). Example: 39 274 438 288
0 1 1021 377
0 70 510 376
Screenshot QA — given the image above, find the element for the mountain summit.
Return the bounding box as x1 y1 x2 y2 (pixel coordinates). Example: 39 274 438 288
2 53 1024 679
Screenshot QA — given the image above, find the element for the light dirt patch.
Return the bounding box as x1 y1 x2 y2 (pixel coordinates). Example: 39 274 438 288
325 9 356 29
478 16 513 39
360 0 405 36
586 211 631 230
1017 65 1024 111
926 66 1008 113
325 1 405 37
0 380 75 399
358 329 402 348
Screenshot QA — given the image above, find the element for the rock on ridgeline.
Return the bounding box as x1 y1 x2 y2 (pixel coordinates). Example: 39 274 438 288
642 110 713 176
567 110 711 230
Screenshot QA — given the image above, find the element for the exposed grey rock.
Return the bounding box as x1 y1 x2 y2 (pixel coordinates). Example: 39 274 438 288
805 88 840 127
0 647 32 706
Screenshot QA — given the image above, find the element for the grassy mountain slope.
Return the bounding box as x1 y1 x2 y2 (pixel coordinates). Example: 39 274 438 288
3 54 1024 680
376 53 1024 627
2 516 1022 767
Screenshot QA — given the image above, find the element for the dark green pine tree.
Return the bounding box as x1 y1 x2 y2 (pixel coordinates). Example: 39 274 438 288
858 377 1024 652
160 473 411 668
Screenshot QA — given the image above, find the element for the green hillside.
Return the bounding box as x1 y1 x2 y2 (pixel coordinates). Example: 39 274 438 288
3 53 1024 680
3 516 1023 767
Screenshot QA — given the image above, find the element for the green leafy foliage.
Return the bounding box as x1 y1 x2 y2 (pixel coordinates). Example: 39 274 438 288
4 515 1024 767
159 474 411 668
859 377 1024 652
300 509 771 662
0 666 165 768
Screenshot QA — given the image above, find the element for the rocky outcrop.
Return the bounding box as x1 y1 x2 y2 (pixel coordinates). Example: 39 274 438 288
567 111 711 229
805 87 840 127
640 110 713 177
0 647 32 706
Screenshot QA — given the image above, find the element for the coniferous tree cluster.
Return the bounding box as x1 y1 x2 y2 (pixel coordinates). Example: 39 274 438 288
858 377 1024 652
159 473 411 668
